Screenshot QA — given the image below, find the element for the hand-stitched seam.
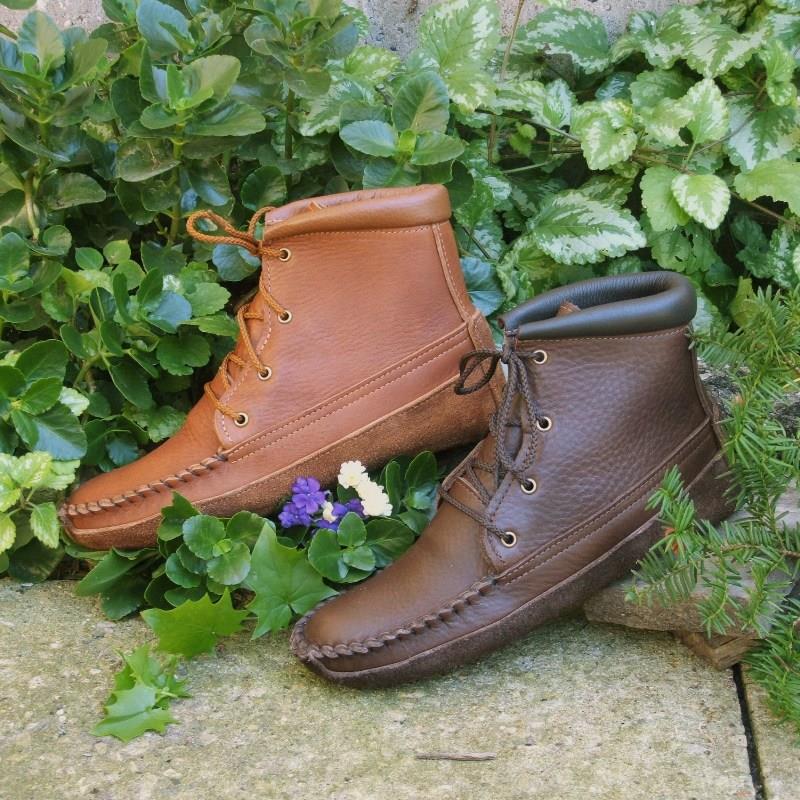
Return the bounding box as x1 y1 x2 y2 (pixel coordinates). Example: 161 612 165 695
292 578 498 660
227 326 468 461
61 453 228 517
501 427 714 586
515 328 687 345
266 226 433 244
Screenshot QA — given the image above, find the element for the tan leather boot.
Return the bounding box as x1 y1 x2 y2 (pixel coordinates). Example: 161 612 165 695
62 185 502 549
291 272 736 687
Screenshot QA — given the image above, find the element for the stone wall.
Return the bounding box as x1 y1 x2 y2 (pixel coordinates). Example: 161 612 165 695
1 0 690 50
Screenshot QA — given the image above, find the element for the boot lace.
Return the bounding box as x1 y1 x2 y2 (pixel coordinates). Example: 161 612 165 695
186 207 291 426
440 337 550 547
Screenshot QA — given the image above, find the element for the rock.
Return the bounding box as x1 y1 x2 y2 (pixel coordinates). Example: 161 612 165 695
673 632 759 671
0 580 756 800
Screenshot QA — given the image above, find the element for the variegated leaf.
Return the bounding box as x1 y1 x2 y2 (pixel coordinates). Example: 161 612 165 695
638 97 692 146
761 39 797 106
415 0 500 112
344 45 400 84
518 8 611 73
640 166 690 231
681 79 728 145
671 173 730 230
0 513 15 554
299 78 372 136
529 191 646 265
725 97 800 171
572 101 636 170
734 158 800 215
630 68 693 111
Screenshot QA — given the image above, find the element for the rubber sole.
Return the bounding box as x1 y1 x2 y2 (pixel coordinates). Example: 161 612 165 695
294 452 735 688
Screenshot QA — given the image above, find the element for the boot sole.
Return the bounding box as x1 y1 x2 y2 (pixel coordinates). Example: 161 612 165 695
296 452 735 688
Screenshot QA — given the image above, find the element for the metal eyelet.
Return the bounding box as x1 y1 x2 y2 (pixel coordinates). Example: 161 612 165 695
278 247 292 262
278 310 292 324
500 530 517 548
520 477 537 494
257 366 272 381
234 412 249 427
532 349 548 364
535 416 552 432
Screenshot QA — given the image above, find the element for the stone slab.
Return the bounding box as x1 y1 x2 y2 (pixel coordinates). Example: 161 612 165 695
674 631 758 671
0 580 756 800
742 675 799 800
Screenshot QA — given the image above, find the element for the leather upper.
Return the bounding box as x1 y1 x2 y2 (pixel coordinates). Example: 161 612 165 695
62 185 502 548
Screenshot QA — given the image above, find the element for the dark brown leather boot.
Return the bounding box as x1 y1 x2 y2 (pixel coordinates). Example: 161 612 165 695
291 272 735 687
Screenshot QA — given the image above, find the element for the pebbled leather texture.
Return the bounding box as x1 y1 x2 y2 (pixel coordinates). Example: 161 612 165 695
291 271 736 687
61 185 502 549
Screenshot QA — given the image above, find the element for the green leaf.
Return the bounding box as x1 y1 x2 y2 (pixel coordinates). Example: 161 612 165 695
212 244 260 281
365 518 415 568
156 333 211 376
103 240 132 265
246 525 337 637
75 550 143 596
100 574 148 620
116 140 179 182
158 493 200 542
519 8 610 73
640 166 690 232
183 515 226 560
141 291 193 333
405 450 438 488
142 590 248 657
337 512 367 548
165 552 202 588
572 103 637 171
18 377 61 414
638 97 692 147
136 0 192 57
109 360 154 409
734 159 800 216
460 256 504 316
307 529 347 581
39 173 105 210
529 191 646 266
180 55 240 104
16 340 68 382
240 166 287 212
29 501 59 548
671 173 730 230
762 39 797 107
725 99 800 171
681 79 728 145
93 683 176 742
186 283 230 317
340 120 398 157
207 540 251 586
18 11 65 72
14 403 86 460
410 132 463 165
392 71 450 134
185 102 266 138
0 514 16 554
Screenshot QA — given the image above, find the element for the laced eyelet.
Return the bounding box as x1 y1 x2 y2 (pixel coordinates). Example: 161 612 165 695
535 416 552 432
234 412 249 427
532 349 548 364
500 530 517 548
278 247 292 262
257 366 272 381
520 477 537 494
278 310 292 324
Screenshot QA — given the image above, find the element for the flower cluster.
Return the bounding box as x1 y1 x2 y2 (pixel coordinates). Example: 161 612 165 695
277 461 392 532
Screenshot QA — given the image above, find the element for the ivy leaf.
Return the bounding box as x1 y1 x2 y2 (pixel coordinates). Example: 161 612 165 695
142 590 249 658
640 166 690 232
682 79 728 145
340 120 398 157
671 173 730 230
725 98 800 171
246 525 337 637
519 8 610 73
93 683 176 742
30 501 60 548
734 159 800 216
529 191 646 265
392 71 450 134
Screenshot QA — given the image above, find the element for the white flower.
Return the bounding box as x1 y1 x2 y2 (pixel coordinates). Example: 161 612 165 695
321 501 337 523
358 480 393 517
338 460 367 489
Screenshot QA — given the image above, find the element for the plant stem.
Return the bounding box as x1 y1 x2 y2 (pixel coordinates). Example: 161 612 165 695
487 0 526 163
285 90 295 164
167 139 184 245
23 172 39 240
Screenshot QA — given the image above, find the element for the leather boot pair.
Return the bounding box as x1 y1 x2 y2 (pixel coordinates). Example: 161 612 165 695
291 271 735 687
62 185 502 549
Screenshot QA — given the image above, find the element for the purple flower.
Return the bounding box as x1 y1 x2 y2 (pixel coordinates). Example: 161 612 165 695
290 477 326 516
313 499 366 531
278 502 312 529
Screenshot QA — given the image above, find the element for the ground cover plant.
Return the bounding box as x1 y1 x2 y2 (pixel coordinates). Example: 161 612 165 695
0 0 797 739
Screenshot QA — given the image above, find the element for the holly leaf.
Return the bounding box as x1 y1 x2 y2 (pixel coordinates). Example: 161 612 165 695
529 191 646 265
93 683 176 742
246 525 337 637
671 173 730 230
734 159 800 216
141 590 249 658
640 166 690 232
